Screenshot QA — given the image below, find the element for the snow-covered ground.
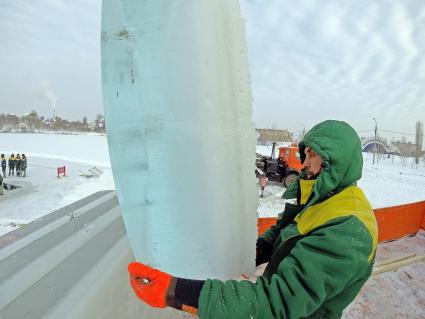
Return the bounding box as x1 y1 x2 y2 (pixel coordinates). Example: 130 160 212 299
257 145 425 217
0 133 113 236
1 133 425 235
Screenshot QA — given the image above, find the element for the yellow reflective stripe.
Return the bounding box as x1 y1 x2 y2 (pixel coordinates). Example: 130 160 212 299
299 179 316 205
295 186 378 261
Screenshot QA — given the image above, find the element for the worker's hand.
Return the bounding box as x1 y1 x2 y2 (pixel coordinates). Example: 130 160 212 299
128 262 172 308
256 237 273 266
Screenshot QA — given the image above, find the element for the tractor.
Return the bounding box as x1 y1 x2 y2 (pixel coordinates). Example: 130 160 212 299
256 143 303 187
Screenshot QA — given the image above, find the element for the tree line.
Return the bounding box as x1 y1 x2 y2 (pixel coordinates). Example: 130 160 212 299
0 111 105 134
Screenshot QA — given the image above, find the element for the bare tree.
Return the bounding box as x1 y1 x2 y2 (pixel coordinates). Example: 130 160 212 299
415 121 423 164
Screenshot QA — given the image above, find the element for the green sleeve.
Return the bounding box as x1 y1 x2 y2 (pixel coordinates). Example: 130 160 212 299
198 216 373 319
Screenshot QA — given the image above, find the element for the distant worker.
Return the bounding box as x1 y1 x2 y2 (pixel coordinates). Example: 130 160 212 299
1 154 6 177
127 120 378 319
15 154 21 177
8 154 15 176
21 154 27 178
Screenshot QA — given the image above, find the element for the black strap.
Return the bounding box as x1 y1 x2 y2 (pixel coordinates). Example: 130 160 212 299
263 235 301 280
171 277 205 310
278 203 304 227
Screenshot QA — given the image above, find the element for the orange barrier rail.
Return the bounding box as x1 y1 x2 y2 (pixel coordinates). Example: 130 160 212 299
258 218 277 237
422 211 425 230
258 200 425 243
375 200 425 242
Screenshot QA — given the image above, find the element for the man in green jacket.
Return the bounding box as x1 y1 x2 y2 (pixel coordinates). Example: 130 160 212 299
128 120 378 319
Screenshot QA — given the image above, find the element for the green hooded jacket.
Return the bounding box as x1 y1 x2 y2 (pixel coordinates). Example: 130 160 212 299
198 120 378 319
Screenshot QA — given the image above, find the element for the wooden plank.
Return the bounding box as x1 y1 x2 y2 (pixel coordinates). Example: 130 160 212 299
373 255 425 276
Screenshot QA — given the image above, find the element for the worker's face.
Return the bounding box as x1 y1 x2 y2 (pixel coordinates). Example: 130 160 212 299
303 147 323 179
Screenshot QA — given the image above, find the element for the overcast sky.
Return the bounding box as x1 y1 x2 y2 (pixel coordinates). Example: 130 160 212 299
1 1 424 141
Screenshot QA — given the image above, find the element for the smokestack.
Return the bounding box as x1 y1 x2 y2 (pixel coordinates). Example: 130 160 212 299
45 90 58 119
41 82 58 119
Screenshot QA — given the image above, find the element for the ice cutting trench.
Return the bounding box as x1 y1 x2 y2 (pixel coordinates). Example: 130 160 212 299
2 183 21 191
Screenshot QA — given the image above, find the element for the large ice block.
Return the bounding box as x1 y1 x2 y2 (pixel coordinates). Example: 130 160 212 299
101 0 257 279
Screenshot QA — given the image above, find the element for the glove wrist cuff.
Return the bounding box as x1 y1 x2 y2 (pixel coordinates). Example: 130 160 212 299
166 277 177 308
167 277 205 314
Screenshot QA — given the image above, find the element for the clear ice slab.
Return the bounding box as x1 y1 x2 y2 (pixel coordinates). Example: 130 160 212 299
101 0 257 279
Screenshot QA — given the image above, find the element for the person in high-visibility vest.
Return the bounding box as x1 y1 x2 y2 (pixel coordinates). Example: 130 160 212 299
8 154 15 176
127 120 378 319
15 154 21 177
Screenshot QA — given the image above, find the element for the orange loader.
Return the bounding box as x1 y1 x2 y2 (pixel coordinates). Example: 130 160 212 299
255 143 302 187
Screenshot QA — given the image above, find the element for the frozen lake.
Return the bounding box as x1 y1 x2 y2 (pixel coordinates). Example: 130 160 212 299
0 132 110 167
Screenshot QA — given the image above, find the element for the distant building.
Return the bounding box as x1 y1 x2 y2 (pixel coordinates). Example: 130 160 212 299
391 140 424 157
256 128 292 145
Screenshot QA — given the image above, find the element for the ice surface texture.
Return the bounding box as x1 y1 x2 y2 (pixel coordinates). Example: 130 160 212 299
101 0 257 279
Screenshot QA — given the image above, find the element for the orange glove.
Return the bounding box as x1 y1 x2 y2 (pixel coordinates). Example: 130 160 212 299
128 262 172 308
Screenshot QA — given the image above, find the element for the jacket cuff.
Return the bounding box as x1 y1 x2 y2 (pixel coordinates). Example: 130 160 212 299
167 277 205 312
